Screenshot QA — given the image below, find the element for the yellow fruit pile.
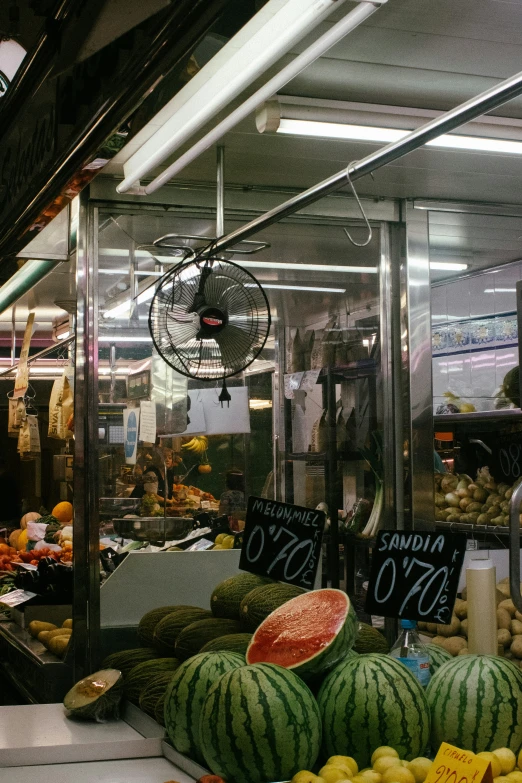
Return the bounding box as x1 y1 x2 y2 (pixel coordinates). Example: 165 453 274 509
212 533 235 551
291 746 522 783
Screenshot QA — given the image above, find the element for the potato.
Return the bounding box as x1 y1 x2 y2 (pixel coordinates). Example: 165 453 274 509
455 600 468 619
497 583 511 599
37 630 52 645
516 611 522 623
417 621 428 631
498 628 512 647
440 636 468 656
48 635 70 658
461 619 468 638
467 502 483 513
512 620 522 635
426 623 438 634
458 648 469 656
28 621 57 638
498 577 510 586
437 616 461 637
498 608 512 630
498 643 505 656
511 636 522 659
431 635 447 647
499 599 517 617
62 619 73 629
47 627 72 641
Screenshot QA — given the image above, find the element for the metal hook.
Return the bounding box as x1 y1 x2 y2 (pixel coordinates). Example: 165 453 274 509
343 162 372 247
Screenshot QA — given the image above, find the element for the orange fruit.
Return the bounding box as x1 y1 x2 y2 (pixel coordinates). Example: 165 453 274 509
52 501 73 524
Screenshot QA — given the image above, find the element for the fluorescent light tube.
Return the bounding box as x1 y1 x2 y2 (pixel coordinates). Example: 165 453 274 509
98 336 153 343
276 118 522 155
252 283 346 293
237 260 377 274
429 262 468 271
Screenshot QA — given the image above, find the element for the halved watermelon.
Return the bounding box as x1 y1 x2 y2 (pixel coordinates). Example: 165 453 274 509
246 588 357 680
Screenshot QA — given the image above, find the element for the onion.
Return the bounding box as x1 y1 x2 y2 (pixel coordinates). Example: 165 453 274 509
473 488 487 502
506 487 514 500
459 497 472 510
456 487 471 498
486 493 501 507
467 502 482 513
457 479 470 491
441 476 458 493
435 492 446 508
445 492 460 508
477 514 489 525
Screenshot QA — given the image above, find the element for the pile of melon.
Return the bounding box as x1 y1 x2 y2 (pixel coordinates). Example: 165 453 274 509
419 579 522 661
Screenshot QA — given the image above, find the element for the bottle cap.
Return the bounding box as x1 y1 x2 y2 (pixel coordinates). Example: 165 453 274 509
401 619 416 629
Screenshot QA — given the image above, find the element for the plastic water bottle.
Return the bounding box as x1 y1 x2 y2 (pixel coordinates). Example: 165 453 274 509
390 619 431 687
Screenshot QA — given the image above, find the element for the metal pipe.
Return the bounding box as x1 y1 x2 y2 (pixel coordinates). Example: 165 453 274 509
0 0 230 260
510 482 522 613
209 67 522 255
0 334 75 377
0 259 60 315
11 305 16 364
142 1 383 194
216 146 225 238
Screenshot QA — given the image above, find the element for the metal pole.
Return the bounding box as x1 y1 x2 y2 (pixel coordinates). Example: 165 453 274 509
216 146 225 238
0 334 75 377
11 305 16 363
209 68 522 255
0 260 60 315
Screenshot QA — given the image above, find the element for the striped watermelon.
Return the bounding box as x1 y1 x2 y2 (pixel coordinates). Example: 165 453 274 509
199 662 322 783
318 653 430 767
164 652 245 763
425 643 452 675
427 655 522 753
246 588 357 680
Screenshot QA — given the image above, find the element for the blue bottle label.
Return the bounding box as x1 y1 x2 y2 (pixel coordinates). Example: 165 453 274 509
397 656 431 686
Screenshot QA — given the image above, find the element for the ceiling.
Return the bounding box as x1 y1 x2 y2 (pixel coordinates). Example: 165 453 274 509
105 0 522 207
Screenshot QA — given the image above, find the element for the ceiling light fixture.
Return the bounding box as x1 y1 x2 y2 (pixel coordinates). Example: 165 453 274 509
429 262 469 271
250 283 346 293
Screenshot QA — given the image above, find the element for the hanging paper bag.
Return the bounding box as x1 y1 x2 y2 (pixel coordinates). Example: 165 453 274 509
48 371 74 440
8 397 25 437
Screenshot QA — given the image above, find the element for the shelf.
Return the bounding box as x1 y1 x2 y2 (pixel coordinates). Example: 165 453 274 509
435 520 509 537
318 359 377 382
434 409 522 426
287 450 361 462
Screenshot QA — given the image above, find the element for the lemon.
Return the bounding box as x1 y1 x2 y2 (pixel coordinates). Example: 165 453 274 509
495 777 513 783
373 758 403 776
291 772 325 783
408 758 433 783
494 750 517 775
506 773 522 782
319 767 353 783
372 748 401 766
327 757 358 775
477 753 502 779
214 533 227 544
222 535 235 549
381 767 416 783
358 771 382 783
400 762 410 768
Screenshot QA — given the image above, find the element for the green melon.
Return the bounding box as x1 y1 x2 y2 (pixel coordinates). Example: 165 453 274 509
164 651 245 762
427 655 522 753
154 691 167 726
125 657 181 703
200 633 253 655
175 618 242 661
200 662 322 783
353 622 390 654
153 608 212 655
211 573 272 620
239 582 306 630
138 605 194 646
318 653 430 767
246 588 358 680
425 642 452 674
139 672 175 717
63 669 123 721
101 647 157 676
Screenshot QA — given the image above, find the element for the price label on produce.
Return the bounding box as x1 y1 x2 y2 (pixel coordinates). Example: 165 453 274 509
239 496 325 589
425 743 493 783
489 430 522 484
365 530 466 623
0 589 37 607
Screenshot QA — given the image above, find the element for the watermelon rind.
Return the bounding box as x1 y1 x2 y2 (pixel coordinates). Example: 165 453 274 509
164 651 245 762
199 633 253 655
175 618 242 661
101 647 157 676
318 653 431 767
199 662 322 783
425 642 452 675
153 608 212 655
63 669 124 722
246 588 358 680
427 654 522 753
125 658 180 703
211 573 272 620
138 605 193 645
239 582 306 630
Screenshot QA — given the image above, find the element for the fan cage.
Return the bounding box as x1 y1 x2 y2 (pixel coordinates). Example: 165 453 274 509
148 256 271 380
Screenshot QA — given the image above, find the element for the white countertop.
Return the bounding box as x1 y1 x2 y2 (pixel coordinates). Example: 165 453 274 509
2 756 195 783
0 703 162 767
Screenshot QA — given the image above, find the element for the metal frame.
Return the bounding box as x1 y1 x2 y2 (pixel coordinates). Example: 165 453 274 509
72 189 100 679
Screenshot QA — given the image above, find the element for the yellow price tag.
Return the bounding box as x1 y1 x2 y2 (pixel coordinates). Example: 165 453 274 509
425 743 494 783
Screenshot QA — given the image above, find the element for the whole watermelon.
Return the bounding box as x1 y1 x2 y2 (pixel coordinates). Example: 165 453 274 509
164 651 245 763
427 655 522 752
318 653 430 767
199 662 321 783
425 643 452 675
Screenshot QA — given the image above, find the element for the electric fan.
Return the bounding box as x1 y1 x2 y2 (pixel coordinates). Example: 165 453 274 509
148 255 271 400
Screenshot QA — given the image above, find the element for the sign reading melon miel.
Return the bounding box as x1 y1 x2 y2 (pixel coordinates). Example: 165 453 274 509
365 530 466 623
239 497 325 589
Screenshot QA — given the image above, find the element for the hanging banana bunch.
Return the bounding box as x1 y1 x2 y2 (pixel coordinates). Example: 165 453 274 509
181 435 208 454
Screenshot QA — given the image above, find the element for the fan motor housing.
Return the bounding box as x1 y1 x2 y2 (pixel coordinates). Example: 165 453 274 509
198 305 228 338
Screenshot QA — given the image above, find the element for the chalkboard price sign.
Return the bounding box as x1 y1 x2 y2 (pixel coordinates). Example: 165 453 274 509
239 496 325 589
365 530 466 624
490 430 522 484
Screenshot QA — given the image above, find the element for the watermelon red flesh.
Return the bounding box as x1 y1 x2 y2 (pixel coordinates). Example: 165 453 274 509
246 588 357 679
